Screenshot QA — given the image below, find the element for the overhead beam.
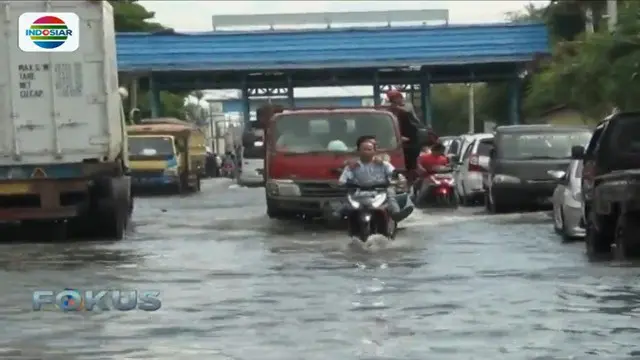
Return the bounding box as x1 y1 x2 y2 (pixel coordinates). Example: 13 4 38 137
212 9 449 30
153 74 514 91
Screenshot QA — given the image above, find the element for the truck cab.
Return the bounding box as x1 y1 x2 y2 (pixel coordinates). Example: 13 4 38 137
263 108 412 219
127 120 206 193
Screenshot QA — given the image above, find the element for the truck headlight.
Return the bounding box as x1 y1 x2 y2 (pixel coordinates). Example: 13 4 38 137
266 179 300 196
164 167 178 176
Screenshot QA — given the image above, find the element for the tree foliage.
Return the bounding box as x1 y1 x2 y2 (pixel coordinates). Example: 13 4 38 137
524 0 640 119
109 0 195 122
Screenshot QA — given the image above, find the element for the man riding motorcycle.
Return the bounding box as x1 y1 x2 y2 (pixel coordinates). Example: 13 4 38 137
330 136 414 222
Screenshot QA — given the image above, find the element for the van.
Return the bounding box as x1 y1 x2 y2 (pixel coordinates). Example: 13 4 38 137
486 125 592 213
238 143 265 187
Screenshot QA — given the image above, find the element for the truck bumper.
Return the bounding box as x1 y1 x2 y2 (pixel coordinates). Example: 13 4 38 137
0 179 90 221
268 193 410 216
492 181 556 206
131 174 179 189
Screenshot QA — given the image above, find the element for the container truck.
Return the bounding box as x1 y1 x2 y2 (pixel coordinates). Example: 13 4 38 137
0 1 133 239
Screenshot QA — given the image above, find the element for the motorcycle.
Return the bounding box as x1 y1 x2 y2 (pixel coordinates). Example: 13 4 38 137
413 166 459 208
344 182 397 242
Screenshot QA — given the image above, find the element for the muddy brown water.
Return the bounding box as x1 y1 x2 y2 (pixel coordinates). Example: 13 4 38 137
0 178 639 360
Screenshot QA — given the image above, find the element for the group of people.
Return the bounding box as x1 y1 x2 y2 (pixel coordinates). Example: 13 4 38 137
204 149 238 178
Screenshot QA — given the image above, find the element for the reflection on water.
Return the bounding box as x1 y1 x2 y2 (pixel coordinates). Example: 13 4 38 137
0 179 638 359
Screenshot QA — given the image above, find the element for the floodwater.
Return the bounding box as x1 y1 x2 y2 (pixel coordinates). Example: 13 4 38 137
1 178 640 360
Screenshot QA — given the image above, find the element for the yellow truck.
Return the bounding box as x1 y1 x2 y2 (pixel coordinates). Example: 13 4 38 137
127 119 207 193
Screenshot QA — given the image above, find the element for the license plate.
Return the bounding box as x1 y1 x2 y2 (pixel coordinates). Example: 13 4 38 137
0 183 30 195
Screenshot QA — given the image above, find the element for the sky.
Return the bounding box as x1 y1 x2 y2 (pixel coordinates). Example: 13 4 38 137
139 1 545 100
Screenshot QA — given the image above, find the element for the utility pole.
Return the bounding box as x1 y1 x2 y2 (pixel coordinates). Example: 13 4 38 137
467 83 475 134
606 0 618 31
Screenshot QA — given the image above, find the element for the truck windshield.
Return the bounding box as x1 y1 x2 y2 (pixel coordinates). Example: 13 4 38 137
271 112 397 154
129 136 175 156
498 131 592 160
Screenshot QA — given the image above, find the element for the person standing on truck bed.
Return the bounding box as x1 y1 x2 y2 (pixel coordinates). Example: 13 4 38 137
386 90 438 173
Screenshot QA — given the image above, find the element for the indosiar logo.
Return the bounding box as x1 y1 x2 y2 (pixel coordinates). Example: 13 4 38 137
19 12 79 52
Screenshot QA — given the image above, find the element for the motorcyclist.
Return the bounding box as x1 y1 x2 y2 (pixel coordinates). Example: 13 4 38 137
413 142 450 201
336 136 413 222
418 142 449 175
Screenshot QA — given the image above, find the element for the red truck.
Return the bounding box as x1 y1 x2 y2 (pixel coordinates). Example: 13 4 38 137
261 106 426 219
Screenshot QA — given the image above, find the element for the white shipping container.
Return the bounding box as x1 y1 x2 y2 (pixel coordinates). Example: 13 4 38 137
0 1 124 166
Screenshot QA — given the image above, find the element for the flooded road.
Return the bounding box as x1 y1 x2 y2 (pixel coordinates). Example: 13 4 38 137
1 178 640 359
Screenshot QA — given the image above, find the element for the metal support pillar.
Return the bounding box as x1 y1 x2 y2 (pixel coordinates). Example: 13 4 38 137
148 74 161 118
419 71 432 127
129 76 139 110
508 76 521 125
241 80 251 126
373 72 381 105
286 74 295 107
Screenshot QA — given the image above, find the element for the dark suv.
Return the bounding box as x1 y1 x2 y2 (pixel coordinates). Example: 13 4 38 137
571 111 640 258
486 125 591 213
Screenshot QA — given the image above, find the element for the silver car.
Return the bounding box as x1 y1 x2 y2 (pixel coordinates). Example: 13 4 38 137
454 134 493 205
549 160 585 239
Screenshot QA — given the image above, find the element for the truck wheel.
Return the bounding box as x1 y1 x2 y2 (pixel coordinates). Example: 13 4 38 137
488 188 507 213
70 177 129 240
99 198 128 240
614 212 640 259
192 176 201 192
266 199 292 220
585 211 612 258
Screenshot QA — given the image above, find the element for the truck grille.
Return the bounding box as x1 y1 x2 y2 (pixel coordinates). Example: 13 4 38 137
298 182 346 198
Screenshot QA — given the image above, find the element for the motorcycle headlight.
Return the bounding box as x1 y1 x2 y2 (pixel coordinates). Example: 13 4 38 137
266 179 300 196
493 174 520 183
371 193 387 208
347 195 360 209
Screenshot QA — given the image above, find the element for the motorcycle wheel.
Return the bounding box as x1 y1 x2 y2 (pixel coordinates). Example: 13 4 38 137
358 220 371 242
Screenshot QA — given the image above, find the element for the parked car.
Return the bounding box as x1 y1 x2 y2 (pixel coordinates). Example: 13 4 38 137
573 111 640 258
485 125 592 213
550 159 585 239
454 134 493 205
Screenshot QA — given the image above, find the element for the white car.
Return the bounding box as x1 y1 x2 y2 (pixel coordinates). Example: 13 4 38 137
238 146 265 187
550 159 585 239
449 133 493 201
454 134 493 205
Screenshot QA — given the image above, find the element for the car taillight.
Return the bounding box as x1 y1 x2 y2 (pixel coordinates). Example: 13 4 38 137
468 155 484 172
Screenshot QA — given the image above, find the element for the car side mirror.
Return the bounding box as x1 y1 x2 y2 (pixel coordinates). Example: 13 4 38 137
129 108 141 124
571 145 585 159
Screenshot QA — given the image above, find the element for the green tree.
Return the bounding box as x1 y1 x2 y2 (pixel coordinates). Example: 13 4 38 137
109 0 189 121
524 0 640 120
